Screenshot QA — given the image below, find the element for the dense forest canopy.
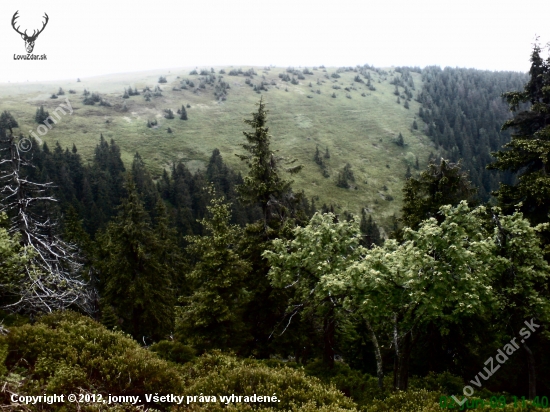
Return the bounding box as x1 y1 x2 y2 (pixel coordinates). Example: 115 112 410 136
417 67 528 200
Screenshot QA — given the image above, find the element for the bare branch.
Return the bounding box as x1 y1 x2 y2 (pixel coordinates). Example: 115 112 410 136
0 129 95 315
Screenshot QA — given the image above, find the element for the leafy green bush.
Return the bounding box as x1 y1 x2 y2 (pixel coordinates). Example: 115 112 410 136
7 313 534 412
0 311 184 408
303 360 383 407
177 351 357 411
408 371 464 395
366 389 442 412
149 340 195 364
369 390 548 412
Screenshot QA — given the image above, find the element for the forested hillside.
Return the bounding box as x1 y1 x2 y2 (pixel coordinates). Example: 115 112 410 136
417 67 528 199
1 44 550 411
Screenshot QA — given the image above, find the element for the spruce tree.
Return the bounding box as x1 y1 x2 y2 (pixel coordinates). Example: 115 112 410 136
131 152 160 216
100 304 119 330
165 162 195 238
35 105 50 124
398 158 477 237
314 145 321 164
96 178 175 342
336 163 355 189
236 97 302 232
86 135 126 231
177 189 251 350
63 205 92 264
0 111 18 131
487 43 550 225
164 109 174 119
344 163 355 181
359 208 381 248
336 171 349 189
235 98 306 358
396 133 404 147
154 199 185 295
180 105 188 120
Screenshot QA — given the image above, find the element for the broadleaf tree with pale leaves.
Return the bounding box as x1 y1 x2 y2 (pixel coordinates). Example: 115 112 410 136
264 212 367 369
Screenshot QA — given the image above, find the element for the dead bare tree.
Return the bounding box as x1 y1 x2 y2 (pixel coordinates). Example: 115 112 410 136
0 116 94 315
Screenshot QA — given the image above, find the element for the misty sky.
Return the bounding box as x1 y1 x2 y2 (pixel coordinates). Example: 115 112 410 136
1 0 549 83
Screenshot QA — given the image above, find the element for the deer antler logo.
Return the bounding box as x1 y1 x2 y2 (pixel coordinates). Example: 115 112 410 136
11 11 49 54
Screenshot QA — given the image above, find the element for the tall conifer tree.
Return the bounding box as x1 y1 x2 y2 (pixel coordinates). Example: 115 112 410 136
177 189 251 350
359 208 381 248
398 159 477 238
488 43 550 226
235 98 305 357
236 97 302 233
96 178 174 342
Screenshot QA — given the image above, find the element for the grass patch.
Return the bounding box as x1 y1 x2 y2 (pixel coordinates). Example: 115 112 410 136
0 67 430 231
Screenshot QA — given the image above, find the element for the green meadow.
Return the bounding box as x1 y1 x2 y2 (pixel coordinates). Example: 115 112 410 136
0 66 429 231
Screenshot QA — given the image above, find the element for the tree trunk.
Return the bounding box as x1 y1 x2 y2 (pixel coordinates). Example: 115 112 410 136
365 318 384 389
323 306 335 369
398 332 412 391
392 314 415 391
522 341 537 399
393 315 400 390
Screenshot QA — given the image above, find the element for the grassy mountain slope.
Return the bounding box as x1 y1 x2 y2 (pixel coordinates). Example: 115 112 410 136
0 66 430 230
